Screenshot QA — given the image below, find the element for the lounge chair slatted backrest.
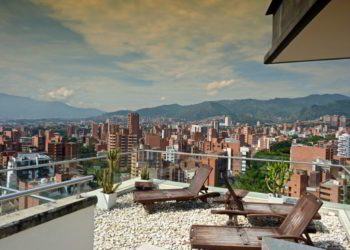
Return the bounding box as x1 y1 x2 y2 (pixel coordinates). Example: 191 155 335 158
223 177 244 210
278 192 323 237
187 165 212 195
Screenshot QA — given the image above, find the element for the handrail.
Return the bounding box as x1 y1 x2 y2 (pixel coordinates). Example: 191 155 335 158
0 151 130 174
0 175 93 202
143 149 350 174
1 149 349 174
0 156 106 174
0 186 56 202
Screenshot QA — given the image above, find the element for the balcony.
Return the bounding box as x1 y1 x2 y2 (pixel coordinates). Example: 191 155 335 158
1 150 350 249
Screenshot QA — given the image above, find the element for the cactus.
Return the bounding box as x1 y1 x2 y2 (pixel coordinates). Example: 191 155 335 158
140 164 150 180
96 149 121 194
265 162 293 197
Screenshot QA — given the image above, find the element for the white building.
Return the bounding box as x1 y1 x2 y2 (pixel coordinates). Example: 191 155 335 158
337 133 350 158
190 124 201 134
240 146 250 174
224 116 231 127
164 145 179 163
212 120 220 133
6 153 54 189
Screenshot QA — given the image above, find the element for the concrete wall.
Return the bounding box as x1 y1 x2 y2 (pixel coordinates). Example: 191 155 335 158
0 206 94 250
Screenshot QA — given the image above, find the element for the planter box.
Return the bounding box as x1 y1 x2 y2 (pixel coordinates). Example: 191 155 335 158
96 191 117 210
267 193 286 204
135 180 154 191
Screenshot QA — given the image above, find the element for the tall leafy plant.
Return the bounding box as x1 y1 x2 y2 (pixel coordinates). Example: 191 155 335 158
140 164 150 180
96 149 121 194
265 162 293 197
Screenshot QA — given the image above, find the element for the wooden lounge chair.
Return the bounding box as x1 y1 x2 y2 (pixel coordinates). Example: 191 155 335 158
190 192 323 249
213 184 249 209
133 165 221 212
211 177 320 226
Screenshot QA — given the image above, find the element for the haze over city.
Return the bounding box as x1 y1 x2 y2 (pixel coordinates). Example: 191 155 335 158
1 0 350 112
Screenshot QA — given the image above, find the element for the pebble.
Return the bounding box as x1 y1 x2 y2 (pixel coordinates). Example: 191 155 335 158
94 193 350 250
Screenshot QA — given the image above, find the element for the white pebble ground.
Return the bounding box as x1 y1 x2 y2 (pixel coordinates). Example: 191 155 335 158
94 193 350 250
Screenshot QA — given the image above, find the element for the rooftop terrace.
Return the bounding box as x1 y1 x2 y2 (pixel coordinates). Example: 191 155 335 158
1 151 350 249
93 190 350 249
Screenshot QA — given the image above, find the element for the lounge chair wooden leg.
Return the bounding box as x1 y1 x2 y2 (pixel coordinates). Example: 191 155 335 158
143 203 154 214
226 215 238 226
303 233 313 246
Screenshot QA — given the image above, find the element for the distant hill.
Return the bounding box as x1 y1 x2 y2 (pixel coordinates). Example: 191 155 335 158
99 94 350 122
0 93 104 120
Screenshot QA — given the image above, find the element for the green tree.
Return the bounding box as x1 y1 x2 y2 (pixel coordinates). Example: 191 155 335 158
80 145 96 158
233 149 290 193
269 141 291 155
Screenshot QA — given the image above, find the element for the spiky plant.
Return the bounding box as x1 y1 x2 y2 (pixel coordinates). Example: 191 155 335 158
96 149 121 194
140 164 150 180
265 162 293 197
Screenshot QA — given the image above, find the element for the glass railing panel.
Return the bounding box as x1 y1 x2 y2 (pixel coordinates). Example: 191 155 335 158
2 149 350 216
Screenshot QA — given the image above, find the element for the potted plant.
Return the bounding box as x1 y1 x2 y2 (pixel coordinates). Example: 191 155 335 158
95 149 121 210
140 164 150 181
265 162 293 204
135 164 153 190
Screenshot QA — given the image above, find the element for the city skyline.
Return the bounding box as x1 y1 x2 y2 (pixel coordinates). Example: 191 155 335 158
1 0 350 112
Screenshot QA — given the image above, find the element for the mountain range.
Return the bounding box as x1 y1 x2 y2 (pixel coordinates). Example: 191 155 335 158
0 93 103 120
1 93 349 122
99 94 350 122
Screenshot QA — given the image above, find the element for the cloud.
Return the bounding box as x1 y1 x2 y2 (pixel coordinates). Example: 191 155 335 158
33 0 271 81
205 79 236 95
160 96 166 101
1 0 350 111
46 87 74 101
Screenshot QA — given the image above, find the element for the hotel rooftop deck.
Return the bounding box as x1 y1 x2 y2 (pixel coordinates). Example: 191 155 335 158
1 151 350 249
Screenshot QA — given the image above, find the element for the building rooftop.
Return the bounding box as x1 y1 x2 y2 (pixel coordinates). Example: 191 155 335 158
94 192 349 250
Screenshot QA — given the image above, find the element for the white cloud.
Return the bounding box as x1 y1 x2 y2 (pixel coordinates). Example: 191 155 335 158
160 96 166 101
205 79 236 95
1 0 349 111
46 87 74 101
33 0 271 81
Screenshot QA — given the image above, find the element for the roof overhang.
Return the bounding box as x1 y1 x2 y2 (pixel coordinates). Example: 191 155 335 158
264 0 350 64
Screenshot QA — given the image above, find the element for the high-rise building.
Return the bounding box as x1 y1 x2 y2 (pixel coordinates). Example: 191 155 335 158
131 144 162 178
65 142 79 160
339 116 347 128
224 116 231 126
47 142 64 161
207 128 218 142
128 113 139 136
242 126 251 144
91 122 99 139
337 133 350 158
331 115 340 127
211 120 220 134
44 130 55 152
66 125 76 138
32 135 45 151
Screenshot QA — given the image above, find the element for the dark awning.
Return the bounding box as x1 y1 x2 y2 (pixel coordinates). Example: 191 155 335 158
264 0 350 64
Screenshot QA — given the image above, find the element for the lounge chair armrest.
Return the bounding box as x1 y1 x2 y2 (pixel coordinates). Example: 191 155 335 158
247 213 286 220
211 209 249 216
212 199 228 204
257 235 310 244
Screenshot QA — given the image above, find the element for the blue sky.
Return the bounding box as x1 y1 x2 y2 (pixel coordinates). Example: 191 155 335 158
0 0 349 111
